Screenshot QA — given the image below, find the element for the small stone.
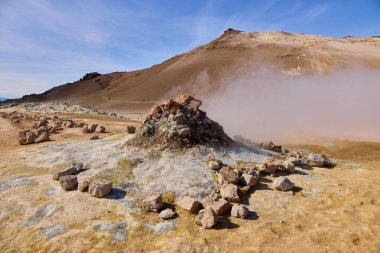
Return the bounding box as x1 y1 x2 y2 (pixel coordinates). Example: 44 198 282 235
220 184 240 203
78 180 90 192
239 171 260 187
209 198 231 215
90 124 98 133
307 153 333 167
273 176 294 191
90 135 99 140
159 208 176 220
83 126 91 133
34 133 50 143
280 161 296 173
59 175 78 191
126 126 136 134
142 194 163 213
176 196 201 214
97 126 106 133
88 180 113 197
195 207 218 229
231 204 249 219
257 157 281 174
20 131 36 145
53 167 77 180
218 172 239 186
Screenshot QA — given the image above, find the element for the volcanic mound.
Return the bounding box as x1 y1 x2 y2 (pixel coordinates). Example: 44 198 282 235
127 94 234 149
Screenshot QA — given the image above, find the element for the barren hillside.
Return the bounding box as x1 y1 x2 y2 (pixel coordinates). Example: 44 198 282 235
15 29 380 113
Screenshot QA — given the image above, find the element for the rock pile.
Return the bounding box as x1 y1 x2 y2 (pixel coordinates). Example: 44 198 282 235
0 110 107 145
285 151 334 168
53 162 112 197
135 145 334 229
0 111 92 145
127 94 233 149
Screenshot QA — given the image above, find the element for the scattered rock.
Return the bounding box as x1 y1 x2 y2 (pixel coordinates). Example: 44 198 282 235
142 193 163 213
59 175 78 191
83 126 91 133
257 157 281 174
273 176 294 191
19 131 36 145
63 120 74 128
307 153 333 167
88 180 113 197
280 161 296 173
34 133 50 144
195 207 218 229
202 198 231 215
159 208 176 220
126 126 136 134
90 135 99 140
220 184 240 203
239 171 260 187
231 204 249 219
97 126 106 133
78 180 90 192
218 170 240 186
176 196 201 214
90 124 99 133
53 167 77 180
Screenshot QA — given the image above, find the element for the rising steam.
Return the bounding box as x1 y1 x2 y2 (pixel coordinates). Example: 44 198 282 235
174 66 380 144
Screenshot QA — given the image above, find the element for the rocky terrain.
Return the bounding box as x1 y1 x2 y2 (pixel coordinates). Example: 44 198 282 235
0 95 379 252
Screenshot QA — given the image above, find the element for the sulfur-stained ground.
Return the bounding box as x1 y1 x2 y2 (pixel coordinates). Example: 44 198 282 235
0 112 379 253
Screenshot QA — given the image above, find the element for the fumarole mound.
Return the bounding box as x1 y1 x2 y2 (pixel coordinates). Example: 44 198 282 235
127 94 234 149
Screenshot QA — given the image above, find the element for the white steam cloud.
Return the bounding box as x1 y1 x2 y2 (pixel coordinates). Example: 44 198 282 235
184 67 380 144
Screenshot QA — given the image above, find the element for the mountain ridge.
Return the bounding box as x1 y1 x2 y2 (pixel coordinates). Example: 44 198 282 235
12 29 380 113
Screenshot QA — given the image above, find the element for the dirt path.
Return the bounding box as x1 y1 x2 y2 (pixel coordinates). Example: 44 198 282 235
0 118 21 150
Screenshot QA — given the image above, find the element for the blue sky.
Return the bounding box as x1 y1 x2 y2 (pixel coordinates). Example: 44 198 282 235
1 0 379 98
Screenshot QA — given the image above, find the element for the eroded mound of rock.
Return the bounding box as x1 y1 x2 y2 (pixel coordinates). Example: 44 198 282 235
127 94 233 149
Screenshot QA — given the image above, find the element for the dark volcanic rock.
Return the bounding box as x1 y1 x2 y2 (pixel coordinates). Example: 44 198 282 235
127 94 234 149
81 72 100 81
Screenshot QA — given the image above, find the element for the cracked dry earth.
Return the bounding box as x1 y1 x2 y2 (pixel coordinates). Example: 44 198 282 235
0 113 380 253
